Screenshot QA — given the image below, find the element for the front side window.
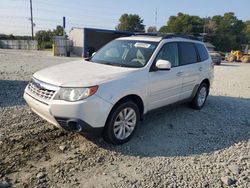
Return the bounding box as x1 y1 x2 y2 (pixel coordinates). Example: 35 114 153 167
91 40 158 68
178 42 198 65
155 42 179 67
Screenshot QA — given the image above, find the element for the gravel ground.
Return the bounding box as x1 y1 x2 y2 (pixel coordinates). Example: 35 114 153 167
0 49 250 188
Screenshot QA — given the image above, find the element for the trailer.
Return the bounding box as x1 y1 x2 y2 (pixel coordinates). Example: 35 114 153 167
69 27 133 57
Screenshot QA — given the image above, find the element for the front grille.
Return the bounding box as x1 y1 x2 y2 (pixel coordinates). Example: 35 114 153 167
27 79 56 100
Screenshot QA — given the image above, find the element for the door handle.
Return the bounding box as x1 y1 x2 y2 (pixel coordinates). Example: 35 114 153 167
199 67 203 71
176 71 183 76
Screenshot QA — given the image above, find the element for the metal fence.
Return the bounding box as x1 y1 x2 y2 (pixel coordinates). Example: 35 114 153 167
0 40 38 50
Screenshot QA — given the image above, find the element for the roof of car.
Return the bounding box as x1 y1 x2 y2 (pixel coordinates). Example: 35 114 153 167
118 35 163 42
117 33 203 43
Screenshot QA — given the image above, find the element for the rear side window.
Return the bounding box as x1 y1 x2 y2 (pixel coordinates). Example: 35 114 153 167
195 43 209 61
178 42 198 65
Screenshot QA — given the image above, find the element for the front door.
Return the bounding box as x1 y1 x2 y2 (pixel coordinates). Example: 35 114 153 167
147 42 183 110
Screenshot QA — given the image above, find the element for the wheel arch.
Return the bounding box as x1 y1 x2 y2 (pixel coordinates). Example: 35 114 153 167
191 78 210 99
108 94 144 122
201 78 210 89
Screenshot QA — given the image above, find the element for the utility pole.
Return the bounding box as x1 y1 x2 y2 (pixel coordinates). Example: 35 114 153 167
63 16 66 38
202 17 207 42
30 0 34 39
155 8 158 29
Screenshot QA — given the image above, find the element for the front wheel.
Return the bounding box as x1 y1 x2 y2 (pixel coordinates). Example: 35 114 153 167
103 101 140 144
189 83 209 110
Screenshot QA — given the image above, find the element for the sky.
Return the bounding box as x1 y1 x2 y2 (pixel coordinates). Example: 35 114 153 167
0 0 249 36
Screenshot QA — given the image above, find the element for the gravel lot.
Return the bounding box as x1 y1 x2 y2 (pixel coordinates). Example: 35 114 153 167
0 49 250 188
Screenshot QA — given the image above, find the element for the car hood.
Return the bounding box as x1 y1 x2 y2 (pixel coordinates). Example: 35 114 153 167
33 60 138 87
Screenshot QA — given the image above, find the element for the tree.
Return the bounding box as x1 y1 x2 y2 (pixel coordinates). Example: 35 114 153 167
243 20 250 44
35 30 53 49
208 12 245 51
205 19 217 34
166 13 203 35
158 26 168 33
147 26 157 33
53 25 64 36
158 12 247 52
35 25 64 49
116 14 145 32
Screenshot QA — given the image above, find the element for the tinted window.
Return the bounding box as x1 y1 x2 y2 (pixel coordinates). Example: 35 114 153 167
178 42 198 65
195 43 209 61
155 43 179 67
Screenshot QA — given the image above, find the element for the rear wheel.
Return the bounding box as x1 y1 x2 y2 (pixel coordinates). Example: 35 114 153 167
241 56 250 63
228 55 236 62
190 83 208 110
103 101 139 144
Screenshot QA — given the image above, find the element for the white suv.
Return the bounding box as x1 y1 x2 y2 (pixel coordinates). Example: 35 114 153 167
24 34 213 144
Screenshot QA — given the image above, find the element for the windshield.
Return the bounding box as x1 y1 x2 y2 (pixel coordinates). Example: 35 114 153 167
90 40 158 68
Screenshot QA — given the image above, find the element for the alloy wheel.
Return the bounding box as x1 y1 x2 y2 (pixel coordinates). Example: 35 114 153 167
113 107 137 140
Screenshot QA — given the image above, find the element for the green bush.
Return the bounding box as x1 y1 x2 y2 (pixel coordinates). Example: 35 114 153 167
39 41 52 50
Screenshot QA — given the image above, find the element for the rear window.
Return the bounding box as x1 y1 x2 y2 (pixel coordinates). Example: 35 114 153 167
195 43 209 61
178 42 198 65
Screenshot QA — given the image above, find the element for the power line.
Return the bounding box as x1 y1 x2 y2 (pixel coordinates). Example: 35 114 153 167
1 1 168 35
32 8 120 22
0 6 162 28
0 3 160 24
32 0 125 16
0 23 51 30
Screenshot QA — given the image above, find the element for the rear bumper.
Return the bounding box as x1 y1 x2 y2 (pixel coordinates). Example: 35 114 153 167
24 89 113 134
211 57 222 64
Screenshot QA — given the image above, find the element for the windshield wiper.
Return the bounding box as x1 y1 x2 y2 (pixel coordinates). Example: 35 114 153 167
101 62 123 67
94 61 138 68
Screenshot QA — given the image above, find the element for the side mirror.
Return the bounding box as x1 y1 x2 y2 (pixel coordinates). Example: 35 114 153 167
92 52 96 56
155 60 171 70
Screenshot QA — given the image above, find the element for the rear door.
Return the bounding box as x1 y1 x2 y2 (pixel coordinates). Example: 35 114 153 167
178 42 202 100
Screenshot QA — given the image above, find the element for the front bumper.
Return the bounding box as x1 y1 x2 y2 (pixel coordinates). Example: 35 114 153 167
24 89 113 133
211 57 222 64
54 117 104 135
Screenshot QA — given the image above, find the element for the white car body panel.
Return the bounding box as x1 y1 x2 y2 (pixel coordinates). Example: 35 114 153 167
147 67 183 110
33 60 137 87
179 63 202 100
24 88 113 128
23 36 214 132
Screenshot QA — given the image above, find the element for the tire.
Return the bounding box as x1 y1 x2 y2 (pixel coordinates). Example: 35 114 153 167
241 56 250 63
189 83 209 110
228 55 236 62
103 101 140 145
215 61 221 65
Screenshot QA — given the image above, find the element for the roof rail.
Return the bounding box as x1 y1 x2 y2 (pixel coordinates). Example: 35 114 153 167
162 34 200 41
133 32 201 41
133 32 164 37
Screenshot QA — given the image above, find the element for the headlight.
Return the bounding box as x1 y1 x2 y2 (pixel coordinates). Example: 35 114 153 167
55 86 98 102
